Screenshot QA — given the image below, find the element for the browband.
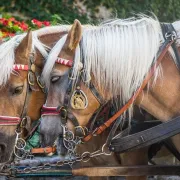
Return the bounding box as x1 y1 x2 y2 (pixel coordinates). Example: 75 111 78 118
13 64 29 71
55 57 73 67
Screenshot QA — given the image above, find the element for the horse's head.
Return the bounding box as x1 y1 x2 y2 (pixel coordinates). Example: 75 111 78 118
40 21 102 155
0 31 34 163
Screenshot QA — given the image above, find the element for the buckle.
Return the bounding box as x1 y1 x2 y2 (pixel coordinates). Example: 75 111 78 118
59 107 67 120
165 31 177 41
75 126 88 137
20 117 27 128
28 71 35 86
37 76 45 89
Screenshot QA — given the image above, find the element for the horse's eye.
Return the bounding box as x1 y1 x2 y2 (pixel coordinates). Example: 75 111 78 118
51 76 60 83
13 86 24 95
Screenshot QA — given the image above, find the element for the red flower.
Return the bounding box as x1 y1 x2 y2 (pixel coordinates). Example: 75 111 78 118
8 17 15 22
32 19 43 27
1 19 8 26
20 22 28 31
43 21 50 26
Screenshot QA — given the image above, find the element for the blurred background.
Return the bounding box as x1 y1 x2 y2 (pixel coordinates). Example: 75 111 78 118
1 0 180 39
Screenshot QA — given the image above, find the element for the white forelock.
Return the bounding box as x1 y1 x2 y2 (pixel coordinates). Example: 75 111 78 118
42 34 68 88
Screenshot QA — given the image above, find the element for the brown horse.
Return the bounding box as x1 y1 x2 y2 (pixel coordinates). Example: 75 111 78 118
40 17 180 179
0 25 70 163
40 18 174 180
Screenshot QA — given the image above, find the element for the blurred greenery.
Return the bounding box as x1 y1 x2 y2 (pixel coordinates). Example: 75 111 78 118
0 0 180 24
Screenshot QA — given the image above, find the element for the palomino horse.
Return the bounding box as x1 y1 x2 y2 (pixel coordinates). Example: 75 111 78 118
40 17 180 179
0 25 70 163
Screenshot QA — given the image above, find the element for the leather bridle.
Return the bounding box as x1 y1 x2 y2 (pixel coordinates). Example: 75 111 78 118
0 52 45 128
41 24 180 152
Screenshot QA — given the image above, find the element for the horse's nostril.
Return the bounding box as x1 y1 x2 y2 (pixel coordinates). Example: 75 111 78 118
0 144 6 155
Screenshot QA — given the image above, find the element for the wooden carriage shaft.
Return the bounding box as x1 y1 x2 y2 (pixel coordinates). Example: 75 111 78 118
15 165 180 177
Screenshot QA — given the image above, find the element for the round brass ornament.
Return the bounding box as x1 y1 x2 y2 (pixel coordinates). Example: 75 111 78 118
70 90 88 110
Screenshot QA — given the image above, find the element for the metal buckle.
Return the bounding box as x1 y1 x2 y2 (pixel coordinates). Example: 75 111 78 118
75 126 87 136
28 71 35 86
102 143 112 156
60 107 67 120
20 117 27 128
37 76 45 89
165 31 177 41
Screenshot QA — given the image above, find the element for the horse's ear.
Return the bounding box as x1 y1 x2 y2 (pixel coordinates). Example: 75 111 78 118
16 30 32 64
65 19 82 51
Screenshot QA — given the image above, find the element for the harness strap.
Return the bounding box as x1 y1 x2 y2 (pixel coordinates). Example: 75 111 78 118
82 35 176 142
161 23 180 68
162 139 180 161
89 81 105 105
0 116 21 125
109 115 180 152
31 146 56 154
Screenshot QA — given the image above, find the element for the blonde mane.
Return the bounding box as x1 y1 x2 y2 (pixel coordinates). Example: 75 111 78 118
42 16 180 119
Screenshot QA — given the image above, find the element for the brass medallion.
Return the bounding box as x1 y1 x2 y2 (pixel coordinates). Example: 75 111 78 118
70 90 88 110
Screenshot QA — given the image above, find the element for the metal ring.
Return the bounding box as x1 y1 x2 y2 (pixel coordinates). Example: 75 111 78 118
75 126 86 136
20 117 27 128
81 151 91 162
60 107 67 120
102 144 112 156
28 72 35 86
15 138 26 150
37 76 45 89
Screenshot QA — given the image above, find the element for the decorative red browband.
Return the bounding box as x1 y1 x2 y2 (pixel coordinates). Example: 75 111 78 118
0 116 21 125
41 105 60 116
55 57 73 67
13 64 29 71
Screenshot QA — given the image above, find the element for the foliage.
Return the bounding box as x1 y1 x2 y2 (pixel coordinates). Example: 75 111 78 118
84 0 180 22
0 0 88 24
1 0 180 41
1 0 180 23
0 16 50 41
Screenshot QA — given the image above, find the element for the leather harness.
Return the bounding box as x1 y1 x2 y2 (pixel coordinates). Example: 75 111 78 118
41 23 180 158
0 51 45 134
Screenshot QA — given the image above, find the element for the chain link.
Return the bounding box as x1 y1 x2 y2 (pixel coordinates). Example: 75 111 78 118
1 124 112 177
